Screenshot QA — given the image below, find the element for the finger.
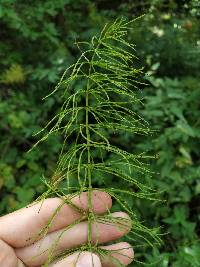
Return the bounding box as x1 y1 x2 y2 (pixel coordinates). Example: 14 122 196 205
0 190 112 248
16 212 131 267
46 242 133 267
100 242 134 267
49 252 102 267
0 239 18 267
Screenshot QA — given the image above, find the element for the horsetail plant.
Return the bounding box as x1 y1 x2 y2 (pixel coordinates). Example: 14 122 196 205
30 17 161 266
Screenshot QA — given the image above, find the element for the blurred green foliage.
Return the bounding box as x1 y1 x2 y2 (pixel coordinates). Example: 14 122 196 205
0 0 200 266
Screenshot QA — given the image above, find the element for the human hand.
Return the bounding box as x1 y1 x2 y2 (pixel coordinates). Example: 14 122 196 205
0 191 134 267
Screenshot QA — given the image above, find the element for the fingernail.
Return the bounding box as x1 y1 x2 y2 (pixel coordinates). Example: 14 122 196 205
76 252 101 267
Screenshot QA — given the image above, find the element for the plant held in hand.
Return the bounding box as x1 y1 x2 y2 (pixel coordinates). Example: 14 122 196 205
31 17 161 266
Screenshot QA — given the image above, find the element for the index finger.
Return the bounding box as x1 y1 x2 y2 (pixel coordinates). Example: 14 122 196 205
0 190 112 248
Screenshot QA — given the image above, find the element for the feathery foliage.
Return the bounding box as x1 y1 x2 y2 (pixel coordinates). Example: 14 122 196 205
31 17 161 266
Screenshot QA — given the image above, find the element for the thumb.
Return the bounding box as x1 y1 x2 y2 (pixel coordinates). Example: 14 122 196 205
76 252 102 267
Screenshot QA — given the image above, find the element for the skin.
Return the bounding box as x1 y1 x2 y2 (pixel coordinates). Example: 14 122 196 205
0 190 134 267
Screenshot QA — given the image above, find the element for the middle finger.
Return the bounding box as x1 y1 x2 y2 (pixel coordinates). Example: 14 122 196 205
16 212 131 267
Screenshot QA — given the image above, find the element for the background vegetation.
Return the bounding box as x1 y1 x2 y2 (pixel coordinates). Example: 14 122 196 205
0 0 200 266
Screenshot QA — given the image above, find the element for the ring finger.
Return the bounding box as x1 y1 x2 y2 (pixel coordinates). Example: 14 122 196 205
49 242 134 267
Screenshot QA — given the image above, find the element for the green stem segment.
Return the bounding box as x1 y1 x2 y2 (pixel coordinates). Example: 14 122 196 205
86 59 93 248
86 39 102 249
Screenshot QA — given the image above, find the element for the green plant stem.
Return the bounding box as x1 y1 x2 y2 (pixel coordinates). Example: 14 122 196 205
86 60 93 249
86 41 101 248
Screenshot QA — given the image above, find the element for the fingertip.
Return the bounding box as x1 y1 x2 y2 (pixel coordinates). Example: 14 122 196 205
77 190 112 214
100 242 134 266
92 190 112 213
76 252 102 267
112 212 132 233
117 242 134 264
